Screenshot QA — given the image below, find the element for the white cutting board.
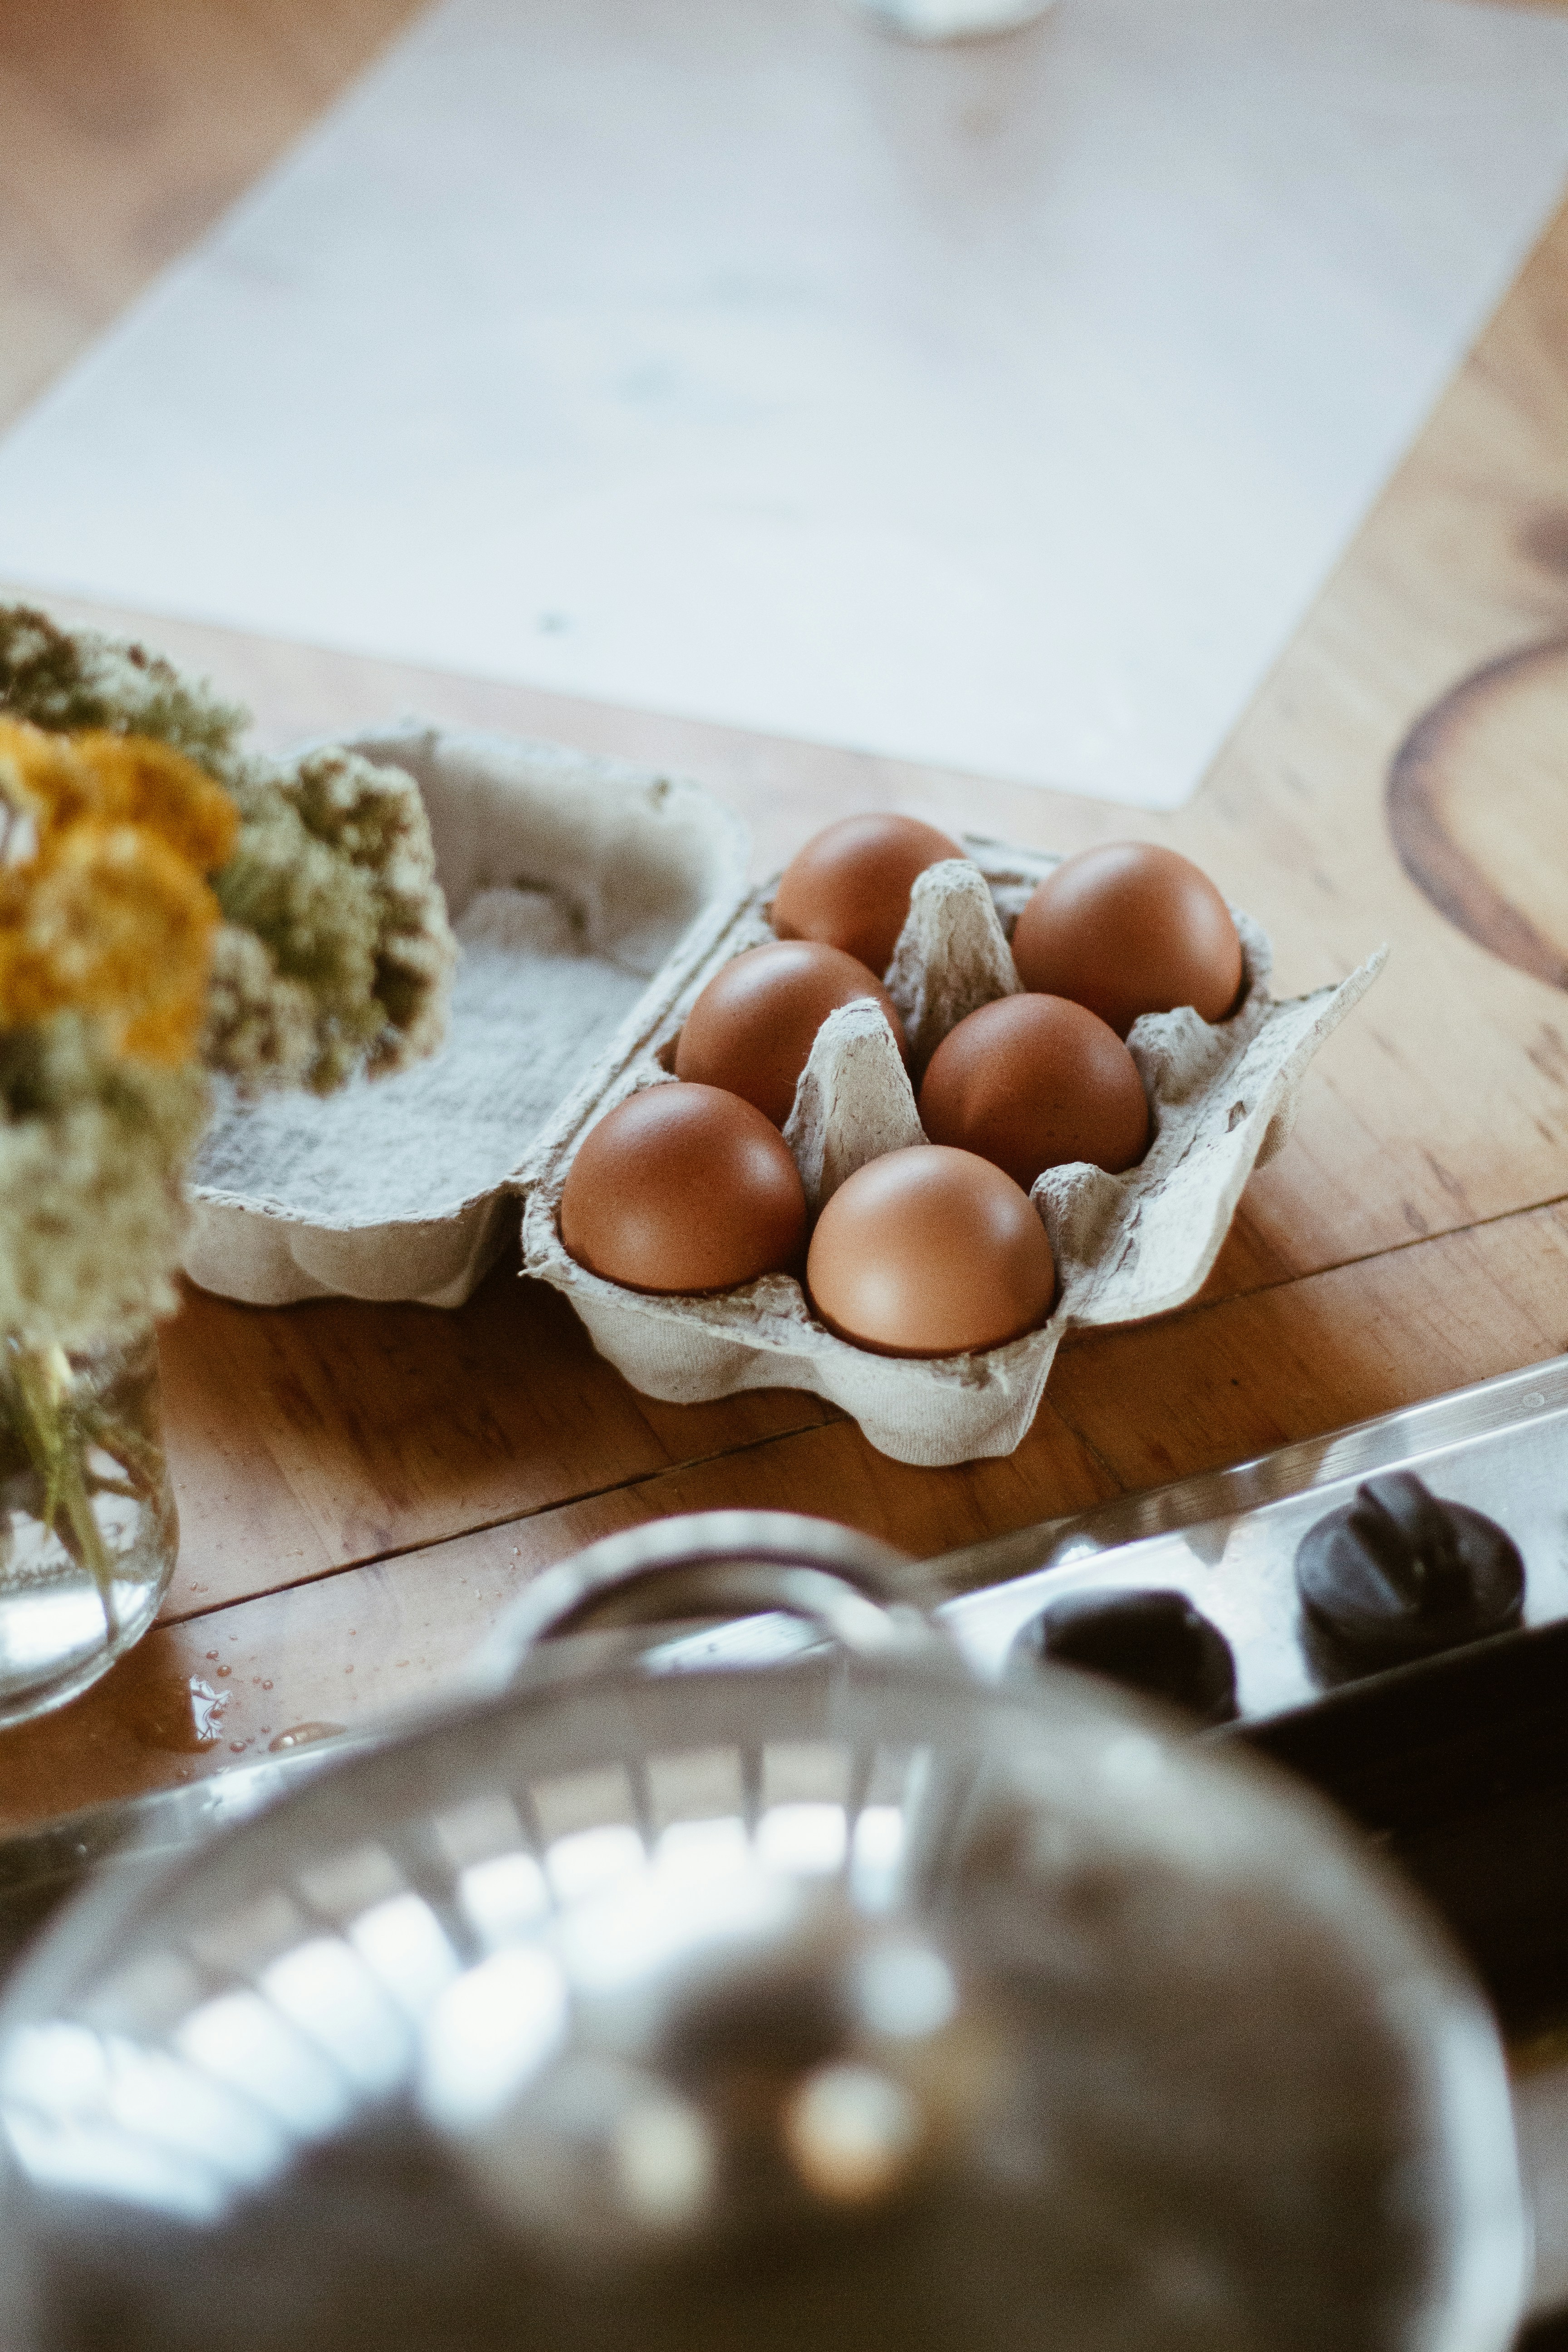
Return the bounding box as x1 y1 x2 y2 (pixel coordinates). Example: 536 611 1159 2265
0 0 1565 808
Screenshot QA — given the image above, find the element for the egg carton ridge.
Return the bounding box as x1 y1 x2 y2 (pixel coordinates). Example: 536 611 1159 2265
519 838 1384 1467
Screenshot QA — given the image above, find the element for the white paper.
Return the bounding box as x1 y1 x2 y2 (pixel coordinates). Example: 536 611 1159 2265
0 0 1564 808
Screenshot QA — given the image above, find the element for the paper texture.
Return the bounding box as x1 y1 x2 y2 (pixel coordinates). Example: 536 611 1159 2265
0 0 1565 806
181 723 750 1307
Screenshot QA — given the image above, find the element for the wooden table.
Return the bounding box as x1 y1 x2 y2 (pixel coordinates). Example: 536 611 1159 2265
2 0 1568 1834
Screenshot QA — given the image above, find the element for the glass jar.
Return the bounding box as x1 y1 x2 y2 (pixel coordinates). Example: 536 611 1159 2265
0 1331 177 1729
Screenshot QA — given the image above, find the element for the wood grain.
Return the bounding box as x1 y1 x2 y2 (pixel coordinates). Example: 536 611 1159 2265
158 1260 840 1618
13 201 1568 1303
3 1 1568 1831
0 0 425 431
15 1192 1568 1838
155 1189 1120 1633
1387 634 1568 990
1050 1200 1568 1492
10 181 1568 1784
0 1399 1119 1833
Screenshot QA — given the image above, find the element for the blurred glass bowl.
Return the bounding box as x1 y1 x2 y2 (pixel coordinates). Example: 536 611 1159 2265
0 1515 1526 2352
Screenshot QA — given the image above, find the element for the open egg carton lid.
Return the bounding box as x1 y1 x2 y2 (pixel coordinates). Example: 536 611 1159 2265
181 722 751 1309
520 840 1386 1467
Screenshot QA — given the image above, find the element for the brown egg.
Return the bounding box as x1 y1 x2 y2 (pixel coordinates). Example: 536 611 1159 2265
1010 843 1244 1038
772 813 966 978
919 995 1149 1190
560 1083 806 1294
807 1145 1055 1357
674 940 906 1127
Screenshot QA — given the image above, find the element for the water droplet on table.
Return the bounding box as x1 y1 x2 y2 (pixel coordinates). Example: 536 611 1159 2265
269 1721 345 1754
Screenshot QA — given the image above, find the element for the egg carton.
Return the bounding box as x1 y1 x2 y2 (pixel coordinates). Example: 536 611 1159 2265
181 722 750 1308
520 843 1386 1467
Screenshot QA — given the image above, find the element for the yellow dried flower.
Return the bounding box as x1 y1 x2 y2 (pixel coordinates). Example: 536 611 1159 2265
72 732 239 872
0 717 95 836
0 609 459 1355
1 611 455 1103
0 718 238 877
0 821 220 1066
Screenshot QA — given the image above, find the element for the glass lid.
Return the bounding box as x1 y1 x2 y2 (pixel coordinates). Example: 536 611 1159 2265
0 1519 1525 2352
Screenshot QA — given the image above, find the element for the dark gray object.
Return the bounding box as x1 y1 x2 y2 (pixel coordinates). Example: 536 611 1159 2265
1294 1473 1524 1664
1013 1585 1237 1724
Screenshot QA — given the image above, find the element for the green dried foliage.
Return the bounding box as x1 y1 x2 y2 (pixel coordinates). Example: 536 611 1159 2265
215 747 456 1093
0 602 458 1363
0 605 247 780
200 922 318 1092
0 1015 207 1351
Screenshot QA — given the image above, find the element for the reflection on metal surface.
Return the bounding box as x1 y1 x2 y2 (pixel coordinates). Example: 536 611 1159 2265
784 2061 922 2204
0 1617 1525 2352
0 1483 1559 2340
610 1361 1568 1733
176 1987 346 2141
843 0 1058 40
3 1363 1567 1952
420 1948 569 2133
1 2020 283 2221
0 1737 970 2266
935 1352 1568 1721
475 1512 919 1690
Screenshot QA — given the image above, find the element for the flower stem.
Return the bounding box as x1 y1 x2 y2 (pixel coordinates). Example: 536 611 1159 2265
6 1342 118 1636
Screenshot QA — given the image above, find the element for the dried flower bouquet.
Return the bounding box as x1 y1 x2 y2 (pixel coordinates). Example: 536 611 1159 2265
0 606 456 1721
